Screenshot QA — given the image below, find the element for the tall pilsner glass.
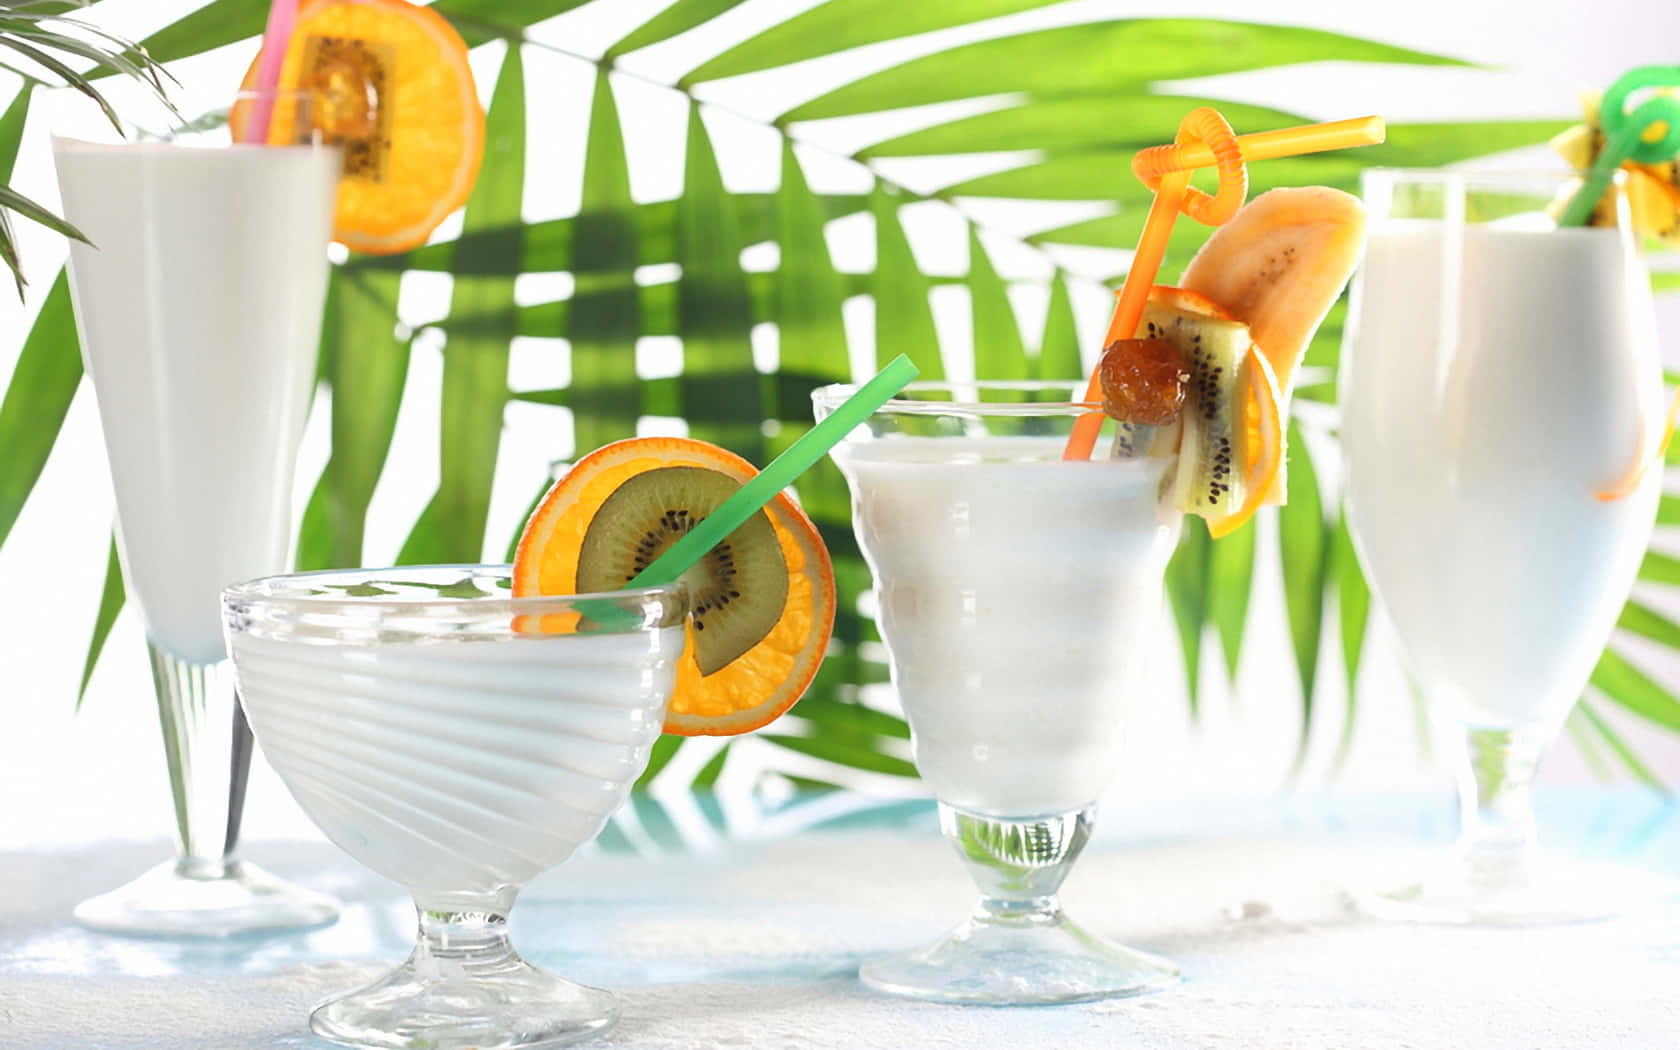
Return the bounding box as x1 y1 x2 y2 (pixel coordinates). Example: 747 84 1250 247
813 381 1181 1003
1340 169 1663 924
53 93 341 935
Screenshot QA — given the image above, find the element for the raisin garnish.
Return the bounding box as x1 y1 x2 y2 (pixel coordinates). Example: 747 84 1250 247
1098 337 1190 426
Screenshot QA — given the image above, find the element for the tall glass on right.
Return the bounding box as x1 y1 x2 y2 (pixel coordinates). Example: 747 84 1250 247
1339 169 1663 924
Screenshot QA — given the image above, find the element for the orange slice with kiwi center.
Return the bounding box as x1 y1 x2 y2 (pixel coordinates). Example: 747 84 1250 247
232 0 484 255
513 437 836 737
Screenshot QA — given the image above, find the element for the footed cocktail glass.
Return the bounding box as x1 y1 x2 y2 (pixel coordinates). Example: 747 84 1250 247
223 567 687 1049
1340 169 1663 923
55 91 341 936
814 381 1182 1004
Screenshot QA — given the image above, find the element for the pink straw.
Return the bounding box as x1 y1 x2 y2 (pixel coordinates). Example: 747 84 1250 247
242 0 300 144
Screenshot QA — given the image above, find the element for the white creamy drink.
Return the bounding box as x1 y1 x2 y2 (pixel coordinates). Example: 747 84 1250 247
837 436 1179 816
1342 222 1662 729
55 139 337 663
230 627 682 894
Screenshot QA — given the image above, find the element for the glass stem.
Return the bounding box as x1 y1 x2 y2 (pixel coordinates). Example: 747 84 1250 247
149 642 249 879
1455 725 1548 887
412 889 522 974
940 803 1093 926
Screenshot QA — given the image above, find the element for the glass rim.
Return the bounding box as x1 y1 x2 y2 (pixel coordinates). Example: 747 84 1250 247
52 88 331 151
812 380 1102 417
222 564 686 617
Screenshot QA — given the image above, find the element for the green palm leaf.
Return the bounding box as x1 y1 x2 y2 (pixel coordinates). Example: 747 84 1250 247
872 185 944 379
436 45 525 562
1278 419 1327 758
780 20 1465 123
1574 700 1665 791
1590 648 1680 732
967 229 1030 384
1207 521 1257 684
1331 511 1371 774
1034 274 1083 380
0 269 77 553
608 0 742 59
1165 517 1211 714
323 270 409 568
568 66 642 457
682 0 1066 87
76 533 124 709
677 101 764 459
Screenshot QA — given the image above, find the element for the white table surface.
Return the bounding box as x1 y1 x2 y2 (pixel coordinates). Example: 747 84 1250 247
2 791 1677 1050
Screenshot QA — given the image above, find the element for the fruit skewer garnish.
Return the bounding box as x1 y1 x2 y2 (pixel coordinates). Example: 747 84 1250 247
1067 107 1382 538
1551 65 1680 501
514 355 918 737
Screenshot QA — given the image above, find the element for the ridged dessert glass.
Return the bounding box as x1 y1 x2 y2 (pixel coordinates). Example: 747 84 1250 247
1341 169 1663 924
814 381 1182 1004
223 566 687 1049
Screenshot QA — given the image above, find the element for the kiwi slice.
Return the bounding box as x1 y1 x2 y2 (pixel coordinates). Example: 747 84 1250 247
576 466 788 675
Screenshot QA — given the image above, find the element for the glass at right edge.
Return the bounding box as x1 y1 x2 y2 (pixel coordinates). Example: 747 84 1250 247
1339 168 1664 924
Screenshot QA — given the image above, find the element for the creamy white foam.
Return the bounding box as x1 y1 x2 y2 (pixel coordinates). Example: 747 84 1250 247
55 140 337 664
1342 222 1661 728
231 628 683 894
837 436 1180 816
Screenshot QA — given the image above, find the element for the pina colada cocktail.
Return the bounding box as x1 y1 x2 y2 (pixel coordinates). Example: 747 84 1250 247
1345 219 1660 731
838 435 1178 816
817 178 1363 1005
825 404 1183 1003
54 103 341 937
227 434 838 1050
226 569 686 1050
1341 169 1664 924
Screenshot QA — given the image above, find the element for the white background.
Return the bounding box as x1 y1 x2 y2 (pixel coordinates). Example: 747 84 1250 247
3 0 1680 851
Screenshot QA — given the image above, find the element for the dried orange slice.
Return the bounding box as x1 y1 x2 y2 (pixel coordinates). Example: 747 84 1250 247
233 0 484 254
513 437 836 737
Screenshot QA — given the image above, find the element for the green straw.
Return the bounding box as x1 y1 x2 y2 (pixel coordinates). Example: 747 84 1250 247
626 353 918 591
1558 65 1680 228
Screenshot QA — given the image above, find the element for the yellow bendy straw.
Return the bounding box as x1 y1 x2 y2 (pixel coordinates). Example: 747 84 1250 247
1061 111 1386 461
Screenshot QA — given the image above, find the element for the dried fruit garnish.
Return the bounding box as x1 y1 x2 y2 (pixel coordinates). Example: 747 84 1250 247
1098 337 1190 426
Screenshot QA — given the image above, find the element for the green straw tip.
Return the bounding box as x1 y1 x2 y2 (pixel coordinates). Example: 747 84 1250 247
625 354 918 590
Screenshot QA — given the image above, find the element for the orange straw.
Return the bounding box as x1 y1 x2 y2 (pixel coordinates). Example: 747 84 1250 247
1061 112 1386 461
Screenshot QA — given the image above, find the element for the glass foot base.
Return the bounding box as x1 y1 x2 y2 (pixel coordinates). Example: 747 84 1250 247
311 952 618 1050
860 913 1179 1005
73 858 340 938
1353 852 1644 926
